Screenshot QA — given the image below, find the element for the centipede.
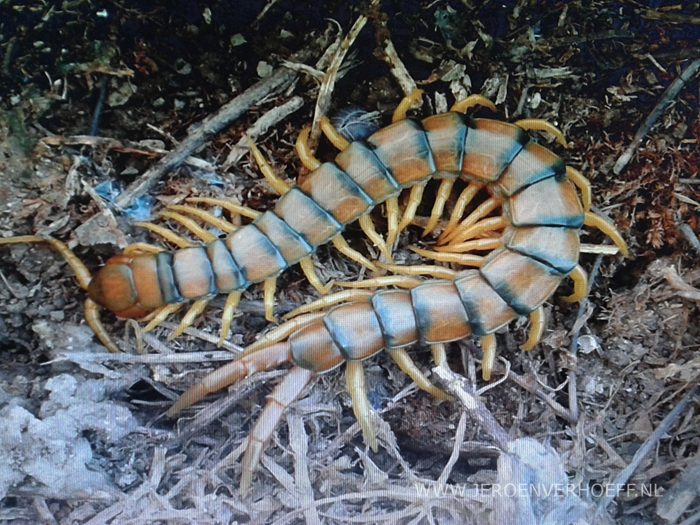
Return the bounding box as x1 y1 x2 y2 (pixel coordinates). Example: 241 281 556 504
0 90 628 492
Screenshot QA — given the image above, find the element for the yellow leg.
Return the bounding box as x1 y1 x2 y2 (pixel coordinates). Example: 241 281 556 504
133 222 194 249
248 137 293 195
319 116 350 150
566 167 592 212
263 277 278 323
84 298 122 353
422 178 455 237
244 312 327 355
159 210 217 243
561 264 589 303
438 182 484 241
514 118 568 148
392 89 424 123
389 348 451 400
584 212 629 256
142 303 184 333
450 94 497 114
440 197 502 245
359 214 393 262
167 204 238 234
346 361 378 451
299 256 332 295
333 275 423 290
436 237 503 254
186 197 261 221
170 299 210 340
520 306 545 352
393 181 427 243
481 334 497 381
332 236 380 273
409 246 484 267
440 216 509 249
431 343 448 367
385 196 400 249
218 291 242 347
123 243 165 255
283 290 373 320
295 126 321 171
376 261 457 281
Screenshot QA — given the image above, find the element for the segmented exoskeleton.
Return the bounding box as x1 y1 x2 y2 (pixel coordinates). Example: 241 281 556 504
1 91 628 492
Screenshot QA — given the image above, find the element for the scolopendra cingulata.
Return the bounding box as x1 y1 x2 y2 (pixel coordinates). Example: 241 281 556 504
0 90 628 492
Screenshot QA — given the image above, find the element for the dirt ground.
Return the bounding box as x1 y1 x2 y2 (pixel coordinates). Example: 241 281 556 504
0 1 699 524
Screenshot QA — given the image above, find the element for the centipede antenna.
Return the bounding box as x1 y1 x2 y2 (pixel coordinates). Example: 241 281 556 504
331 236 380 273
423 178 455 236
319 116 350 150
218 290 242 347
167 204 238 234
388 348 451 400
159 210 218 243
439 182 484 241
283 289 373 320
359 214 393 262
410 246 484 267
376 261 458 281
263 277 278 323
392 89 424 122
84 298 122 353
298 257 332 295
440 196 502 245
170 299 210 339
520 306 545 352
514 118 568 148
185 197 261 220
584 212 629 256
435 237 503 254
560 264 589 303
450 94 497 114
295 127 322 171
247 137 293 195
345 361 379 451
134 222 194 249
480 334 497 381
142 303 184 333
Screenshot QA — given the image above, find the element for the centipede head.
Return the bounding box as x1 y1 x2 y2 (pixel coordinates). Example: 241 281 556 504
87 255 152 319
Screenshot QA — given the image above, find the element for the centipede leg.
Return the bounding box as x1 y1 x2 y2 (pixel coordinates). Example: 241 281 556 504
186 197 261 221
167 204 239 234
170 299 211 340
440 197 503 245
359 214 393 262
123 243 164 255
385 197 400 250
245 311 327 354
298 257 332 295
248 137 294 194
561 264 589 303
134 222 194 248
389 181 427 246
435 237 503 254
319 116 350 150
240 366 314 493
263 277 278 323
566 167 592 212
392 89 424 123
481 334 497 381
439 182 484 241
423 178 455 237
409 246 484 268
295 127 322 171
346 361 378 451
450 94 497 114
520 306 545 352
389 348 451 400
142 303 184 333
332 275 423 290
159 210 218 243
377 262 458 281
514 118 568 148
431 343 448 367
584 212 629 256
283 289 374 319
331 236 380 273
218 291 242 347
84 298 122 353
